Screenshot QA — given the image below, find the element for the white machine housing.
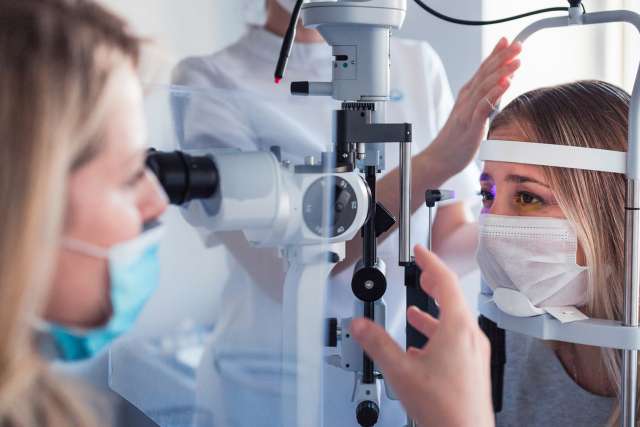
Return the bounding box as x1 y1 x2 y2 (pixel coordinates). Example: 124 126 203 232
183 149 369 248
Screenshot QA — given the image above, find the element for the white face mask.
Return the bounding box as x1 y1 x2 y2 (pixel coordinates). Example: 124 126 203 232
476 214 588 316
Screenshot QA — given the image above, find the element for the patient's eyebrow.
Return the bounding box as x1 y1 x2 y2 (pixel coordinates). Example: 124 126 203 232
505 174 550 188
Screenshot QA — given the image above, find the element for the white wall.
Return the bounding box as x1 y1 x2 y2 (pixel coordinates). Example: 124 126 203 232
398 0 640 98
398 0 484 94
98 0 247 81
481 0 638 104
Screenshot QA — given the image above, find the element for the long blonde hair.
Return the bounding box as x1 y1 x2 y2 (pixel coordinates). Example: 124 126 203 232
490 80 630 424
0 0 141 425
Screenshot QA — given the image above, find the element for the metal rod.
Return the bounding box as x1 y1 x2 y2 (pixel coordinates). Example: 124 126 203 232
399 142 412 263
623 179 640 427
401 138 415 427
428 207 433 251
363 301 375 384
362 166 378 384
364 166 377 267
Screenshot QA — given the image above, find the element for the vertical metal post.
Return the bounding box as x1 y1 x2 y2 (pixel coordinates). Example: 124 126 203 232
400 136 414 427
363 166 377 385
428 206 433 251
623 179 640 427
399 141 412 264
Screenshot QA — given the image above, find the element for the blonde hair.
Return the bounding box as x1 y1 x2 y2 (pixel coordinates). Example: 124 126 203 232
490 80 630 424
0 0 141 425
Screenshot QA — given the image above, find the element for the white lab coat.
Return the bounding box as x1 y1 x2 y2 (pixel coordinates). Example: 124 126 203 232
172 25 480 427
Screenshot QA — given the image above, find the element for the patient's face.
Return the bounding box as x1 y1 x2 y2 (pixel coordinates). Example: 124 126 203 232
482 123 586 265
481 123 565 218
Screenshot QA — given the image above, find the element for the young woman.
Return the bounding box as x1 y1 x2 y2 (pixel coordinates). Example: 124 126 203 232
359 82 632 427
0 1 167 424
480 80 628 426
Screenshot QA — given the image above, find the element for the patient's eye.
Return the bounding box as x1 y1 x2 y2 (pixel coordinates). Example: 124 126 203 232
479 189 494 210
514 191 544 211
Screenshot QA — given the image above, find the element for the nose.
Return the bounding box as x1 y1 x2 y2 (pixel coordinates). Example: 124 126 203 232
488 203 503 215
487 191 512 216
138 169 169 222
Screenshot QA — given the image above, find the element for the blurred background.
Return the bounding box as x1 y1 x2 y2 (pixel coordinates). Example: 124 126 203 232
98 0 640 96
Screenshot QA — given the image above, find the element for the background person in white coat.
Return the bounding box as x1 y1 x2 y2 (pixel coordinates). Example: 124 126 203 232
171 1 521 425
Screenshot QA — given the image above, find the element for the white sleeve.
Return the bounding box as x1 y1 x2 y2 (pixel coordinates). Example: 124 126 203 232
421 43 454 133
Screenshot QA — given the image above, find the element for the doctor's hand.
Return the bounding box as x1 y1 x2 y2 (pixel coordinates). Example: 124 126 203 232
431 37 522 176
351 246 494 427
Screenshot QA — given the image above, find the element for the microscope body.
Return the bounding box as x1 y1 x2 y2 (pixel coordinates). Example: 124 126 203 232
184 149 369 249
291 2 413 426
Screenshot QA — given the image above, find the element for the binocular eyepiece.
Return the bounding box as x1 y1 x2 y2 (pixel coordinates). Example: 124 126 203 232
146 149 219 205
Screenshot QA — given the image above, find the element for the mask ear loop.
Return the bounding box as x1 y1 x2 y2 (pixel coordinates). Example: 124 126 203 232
62 239 109 259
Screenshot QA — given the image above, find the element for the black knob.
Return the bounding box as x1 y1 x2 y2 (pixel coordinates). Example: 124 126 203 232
291 81 310 95
352 265 387 302
356 400 379 427
146 149 218 206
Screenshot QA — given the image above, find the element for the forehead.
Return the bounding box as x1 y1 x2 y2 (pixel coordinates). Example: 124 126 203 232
489 119 529 142
481 161 548 184
102 66 145 156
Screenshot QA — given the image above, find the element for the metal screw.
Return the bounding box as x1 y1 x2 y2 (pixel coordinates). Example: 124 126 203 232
364 280 374 290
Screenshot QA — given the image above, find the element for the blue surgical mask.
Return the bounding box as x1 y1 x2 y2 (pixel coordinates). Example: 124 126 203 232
50 224 164 361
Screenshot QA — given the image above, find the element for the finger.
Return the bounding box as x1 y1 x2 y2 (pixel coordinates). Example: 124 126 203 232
472 79 511 125
350 318 409 380
407 346 423 357
462 40 518 101
476 41 522 82
414 245 466 320
485 41 522 73
489 37 509 56
407 305 439 338
470 59 520 103
468 37 508 85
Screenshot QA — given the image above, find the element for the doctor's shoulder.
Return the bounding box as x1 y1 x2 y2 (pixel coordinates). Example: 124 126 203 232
172 32 253 90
